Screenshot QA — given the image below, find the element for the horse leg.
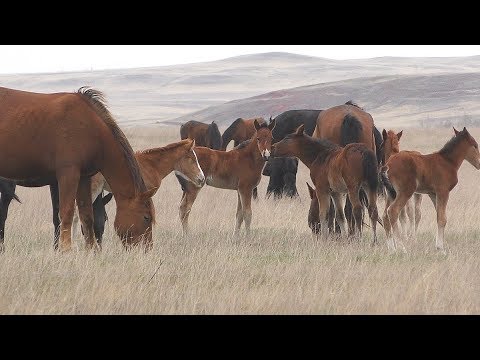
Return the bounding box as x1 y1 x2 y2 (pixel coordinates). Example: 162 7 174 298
404 199 415 239
347 187 363 240
239 187 253 235
0 183 16 252
366 188 379 246
399 207 408 237
252 187 258 200
49 182 61 250
331 192 347 236
234 192 244 235
57 168 81 252
413 193 422 239
179 186 200 236
72 206 80 241
344 196 355 235
92 192 106 246
382 194 394 244
316 190 331 240
76 176 97 250
433 192 449 253
387 190 413 252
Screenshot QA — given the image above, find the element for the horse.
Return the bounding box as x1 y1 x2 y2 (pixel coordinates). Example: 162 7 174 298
272 124 379 243
306 182 338 234
72 139 205 242
381 127 480 252
262 157 299 199
271 110 322 143
221 117 266 150
380 129 422 238
177 119 276 236
0 86 157 252
180 120 222 150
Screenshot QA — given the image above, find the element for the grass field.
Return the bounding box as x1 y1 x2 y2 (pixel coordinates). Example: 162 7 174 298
0 126 479 314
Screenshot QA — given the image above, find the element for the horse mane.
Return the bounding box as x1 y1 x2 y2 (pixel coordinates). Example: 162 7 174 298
76 86 147 193
304 136 340 164
139 139 191 155
439 131 467 157
345 100 364 110
235 139 252 150
222 118 244 147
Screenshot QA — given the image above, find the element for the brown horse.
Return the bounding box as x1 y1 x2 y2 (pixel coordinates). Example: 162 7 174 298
306 182 337 234
73 139 205 240
180 120 222 150
221 117 266 150
272 124 379 242
0 86 157 252
381 127 480 252
312 101 379 234
380 130 422 238
177 119 276 235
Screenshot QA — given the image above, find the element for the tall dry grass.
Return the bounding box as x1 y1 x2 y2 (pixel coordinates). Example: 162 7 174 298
0 126 478 314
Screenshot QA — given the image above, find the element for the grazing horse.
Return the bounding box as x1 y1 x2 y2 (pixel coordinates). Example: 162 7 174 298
380 129 422 238
177 119 275 235
0 86 157 252
180 120 222 150
262 157 299 199
272 124 379 242
381 127 480 252
72 139 205 242
312 101 379 234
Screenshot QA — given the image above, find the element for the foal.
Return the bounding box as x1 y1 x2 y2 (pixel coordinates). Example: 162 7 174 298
178 119 275 235
273 125 379 242
380 130 422 238
381 127 480 252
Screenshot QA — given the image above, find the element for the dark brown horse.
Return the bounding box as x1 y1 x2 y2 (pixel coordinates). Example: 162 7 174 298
0 86 157 252
177 119 276 235
180 120 222 150
380 129 422 238
272 125 379 243
221 117 266 150
381 127 480 252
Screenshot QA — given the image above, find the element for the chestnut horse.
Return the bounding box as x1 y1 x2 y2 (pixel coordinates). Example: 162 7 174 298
381 127 480 252
0 86 157 252
380 130 422 238
177 119 275 235
221 117 266 150
72 139 205 241
180 120 222 150
272 124 379 243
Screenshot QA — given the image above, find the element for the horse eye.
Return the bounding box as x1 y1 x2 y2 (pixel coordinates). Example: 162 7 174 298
144 215 151 223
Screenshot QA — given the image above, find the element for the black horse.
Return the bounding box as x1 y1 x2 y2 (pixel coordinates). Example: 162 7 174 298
271 110 321 142
262 157 299 199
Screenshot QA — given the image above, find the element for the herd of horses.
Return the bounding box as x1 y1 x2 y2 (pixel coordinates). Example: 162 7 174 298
0 86 478 254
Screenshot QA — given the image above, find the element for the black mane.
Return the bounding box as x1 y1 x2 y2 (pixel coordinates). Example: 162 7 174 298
345 100 364 110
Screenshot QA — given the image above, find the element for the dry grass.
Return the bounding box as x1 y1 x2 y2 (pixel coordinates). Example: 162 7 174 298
0 126 479 314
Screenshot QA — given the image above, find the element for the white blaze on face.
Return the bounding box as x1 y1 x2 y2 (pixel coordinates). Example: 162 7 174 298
192 149 205 182
262 149 271 159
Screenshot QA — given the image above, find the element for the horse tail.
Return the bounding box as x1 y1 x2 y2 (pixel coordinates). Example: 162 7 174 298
362 149 379 194
380 165 396 199
221 118 243 150
340 114 363 146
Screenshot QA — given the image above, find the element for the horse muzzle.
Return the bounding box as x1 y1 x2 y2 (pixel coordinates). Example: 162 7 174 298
195 174 206 187
262 149 271 161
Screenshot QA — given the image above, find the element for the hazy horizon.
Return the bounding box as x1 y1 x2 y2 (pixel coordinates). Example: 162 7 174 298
2 45 480 75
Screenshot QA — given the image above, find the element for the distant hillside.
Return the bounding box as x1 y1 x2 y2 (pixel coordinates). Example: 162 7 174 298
169 72 480 128
1 52 480 126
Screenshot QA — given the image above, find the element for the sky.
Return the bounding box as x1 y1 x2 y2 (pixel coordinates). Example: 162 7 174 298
1 45 480 74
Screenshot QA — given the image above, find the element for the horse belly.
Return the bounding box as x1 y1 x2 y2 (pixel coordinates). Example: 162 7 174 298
206 175 238 189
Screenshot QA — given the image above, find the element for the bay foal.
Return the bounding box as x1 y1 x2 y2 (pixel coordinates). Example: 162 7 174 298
381 127 480 252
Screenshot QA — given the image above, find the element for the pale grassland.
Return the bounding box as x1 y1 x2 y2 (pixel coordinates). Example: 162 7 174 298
0 126 479 314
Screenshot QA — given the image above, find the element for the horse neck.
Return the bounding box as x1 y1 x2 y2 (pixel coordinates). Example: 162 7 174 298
101 141 142 199
240 136 263 162
137 146 185 187
440 139 470 170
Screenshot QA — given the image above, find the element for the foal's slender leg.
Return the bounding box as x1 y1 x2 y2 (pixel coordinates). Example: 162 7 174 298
316 190 331 240
413 193 422 238
239 187 253 235
331 192 347 236
382 194 394 239
57 168 81 252
76 176 97 250
387 190 414 252
179 186 200 236
399 207 408 236
49 183 61 250
347 187 363 240
404 199 415 238
433 191 449 252
234 192 244 234
0 184 15 252
366 188 379 245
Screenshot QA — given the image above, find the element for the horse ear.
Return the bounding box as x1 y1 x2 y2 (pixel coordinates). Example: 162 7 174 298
453 127 459 136
139 187 158 200
254 119 261 131
268 117 276 130
396 130 403 141
463 127 467 132
295 124 305 135
306 182 315 199
382 129 387 141
102 192 113 205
